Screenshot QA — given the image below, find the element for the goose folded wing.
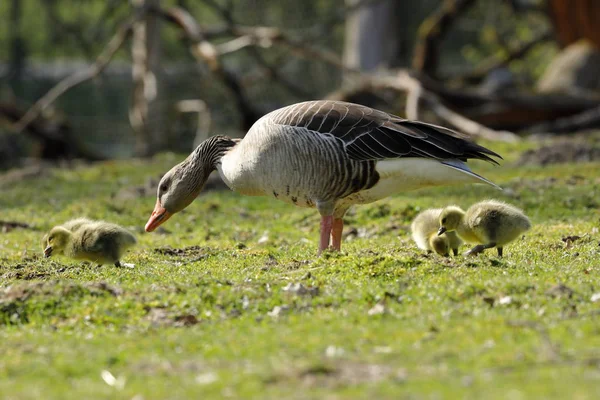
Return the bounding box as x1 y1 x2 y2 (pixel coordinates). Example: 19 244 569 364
269 100 500 164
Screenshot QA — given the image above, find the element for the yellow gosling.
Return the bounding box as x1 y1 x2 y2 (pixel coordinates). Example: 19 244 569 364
411 208 463 256
438 200 531 257
43 219 137 267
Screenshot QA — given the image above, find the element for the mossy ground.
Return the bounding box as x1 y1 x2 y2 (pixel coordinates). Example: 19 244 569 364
1 138 600 399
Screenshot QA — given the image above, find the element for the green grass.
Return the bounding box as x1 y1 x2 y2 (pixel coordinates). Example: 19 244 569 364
1 140 600 399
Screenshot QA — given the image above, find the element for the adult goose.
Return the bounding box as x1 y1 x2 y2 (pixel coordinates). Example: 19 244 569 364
145 100 501 254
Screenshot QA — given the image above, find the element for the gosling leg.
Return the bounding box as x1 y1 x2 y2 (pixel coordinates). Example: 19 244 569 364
497 247 503 257
464 242 497 256
452 248 459 256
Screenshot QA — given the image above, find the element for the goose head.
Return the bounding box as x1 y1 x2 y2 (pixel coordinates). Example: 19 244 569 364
43 226 72 258
437 206 465 236
145 160 209 232
145 135 238 232
429 235 450 257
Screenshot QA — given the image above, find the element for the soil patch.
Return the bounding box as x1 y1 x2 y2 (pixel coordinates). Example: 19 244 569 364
517 140 600 166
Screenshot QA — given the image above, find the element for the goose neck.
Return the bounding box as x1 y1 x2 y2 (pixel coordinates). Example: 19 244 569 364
190 135 237 171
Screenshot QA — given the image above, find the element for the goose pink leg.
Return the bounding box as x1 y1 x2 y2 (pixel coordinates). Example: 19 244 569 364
319 216 333 254
331 218 344 251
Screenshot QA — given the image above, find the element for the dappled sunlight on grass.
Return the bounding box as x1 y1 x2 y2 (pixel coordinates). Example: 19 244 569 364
1 141 600 398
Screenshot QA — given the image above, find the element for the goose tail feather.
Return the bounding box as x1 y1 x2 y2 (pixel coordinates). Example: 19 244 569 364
441 160 502 190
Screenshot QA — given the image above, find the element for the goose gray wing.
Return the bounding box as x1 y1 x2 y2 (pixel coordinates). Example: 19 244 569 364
267 100 501 164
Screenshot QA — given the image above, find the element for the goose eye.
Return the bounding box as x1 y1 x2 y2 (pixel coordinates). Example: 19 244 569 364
160 184 169 192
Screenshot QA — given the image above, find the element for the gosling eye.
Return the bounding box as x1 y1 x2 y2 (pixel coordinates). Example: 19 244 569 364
442 218 447 224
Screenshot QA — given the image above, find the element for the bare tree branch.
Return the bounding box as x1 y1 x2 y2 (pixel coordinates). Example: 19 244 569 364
412 0 478 78
289 0 390 40
448 30 553 84
175 99 213 147
245 47 314 99
228 25 353 72
526 105 600 134
200 15 518 141
129 0 163 157
374 72 520 142
171 5 518 141
405 77 422 120
154 6 261 130
12 17 136 133
1 101 104 160
90 0 128 42
41 0 96 59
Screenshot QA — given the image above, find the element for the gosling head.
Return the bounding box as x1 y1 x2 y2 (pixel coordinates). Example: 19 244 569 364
429 235 450 257
145 159 210 232
43 226 72 258
437 206 465 236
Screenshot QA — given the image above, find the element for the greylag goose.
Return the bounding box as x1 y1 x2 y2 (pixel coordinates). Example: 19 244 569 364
437 200 531 257
43 219 137 267
411 208 463 256
145 100 501 254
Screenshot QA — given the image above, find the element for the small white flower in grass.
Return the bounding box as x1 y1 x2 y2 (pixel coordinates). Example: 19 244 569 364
591 293 600 302
196 371 218 385
325 345 344 358
498 296 512 305
258 232 269 244
267 305 289 318
373 346 392 354
368 303 386 316
282 282 319 296
283 282 307 295
101 370 125 390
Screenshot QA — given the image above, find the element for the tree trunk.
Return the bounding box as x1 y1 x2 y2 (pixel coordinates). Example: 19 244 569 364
412 0 477 78
8 0 26 90
343 0 407 72
129 0 163 157
548 0 600 48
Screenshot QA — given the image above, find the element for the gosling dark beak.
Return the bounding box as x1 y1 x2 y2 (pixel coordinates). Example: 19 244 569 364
437 227 447 236
44 246 53 258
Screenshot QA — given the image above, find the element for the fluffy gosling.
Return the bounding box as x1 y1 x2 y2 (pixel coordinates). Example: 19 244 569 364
437 200 531 257
43 219 137 267
411 208 463 256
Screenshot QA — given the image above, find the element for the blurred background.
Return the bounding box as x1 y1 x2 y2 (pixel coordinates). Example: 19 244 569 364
1 0 599 169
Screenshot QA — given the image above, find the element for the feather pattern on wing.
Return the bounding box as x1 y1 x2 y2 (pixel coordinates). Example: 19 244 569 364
267 100 501 164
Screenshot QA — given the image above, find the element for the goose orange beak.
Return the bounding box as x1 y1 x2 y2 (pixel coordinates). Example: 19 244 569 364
145 200 172 232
